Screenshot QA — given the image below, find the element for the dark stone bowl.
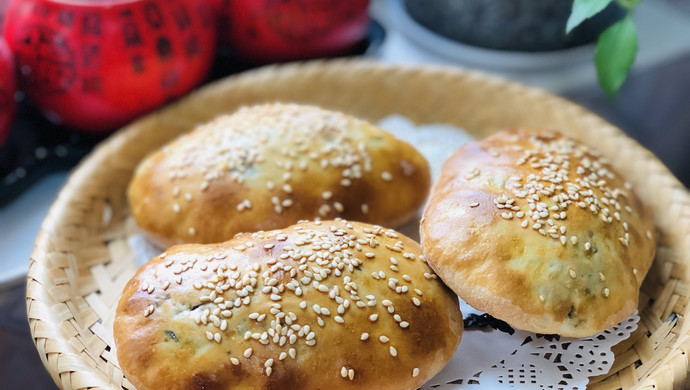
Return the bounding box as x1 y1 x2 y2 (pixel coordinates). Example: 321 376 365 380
403 0 626 52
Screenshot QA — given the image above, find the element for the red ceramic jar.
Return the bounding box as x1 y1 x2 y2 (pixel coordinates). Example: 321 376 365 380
1 0 11 26
217 0 370 64
3 0 217 132
0 37 16 145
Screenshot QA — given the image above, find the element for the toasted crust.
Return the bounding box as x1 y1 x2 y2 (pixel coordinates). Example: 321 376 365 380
114 220 463 390
128 103 431 246
421 130 656 337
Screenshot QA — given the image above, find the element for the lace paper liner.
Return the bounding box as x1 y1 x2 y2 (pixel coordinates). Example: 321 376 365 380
423 302 639 390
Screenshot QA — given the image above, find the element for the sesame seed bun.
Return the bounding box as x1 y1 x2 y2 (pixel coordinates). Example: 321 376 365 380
420 130 656 337
114 220 463 389
128 103 431 246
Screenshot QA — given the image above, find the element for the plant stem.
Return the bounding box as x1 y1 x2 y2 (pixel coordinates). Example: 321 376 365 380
616 0 641 10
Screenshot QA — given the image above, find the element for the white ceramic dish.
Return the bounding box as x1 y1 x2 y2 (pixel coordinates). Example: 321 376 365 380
384 0 595 72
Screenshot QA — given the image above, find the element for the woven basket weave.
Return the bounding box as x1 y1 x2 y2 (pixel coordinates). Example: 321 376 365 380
27 60 690 389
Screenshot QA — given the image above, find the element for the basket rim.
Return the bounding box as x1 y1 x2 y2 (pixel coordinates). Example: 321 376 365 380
26 58 690 390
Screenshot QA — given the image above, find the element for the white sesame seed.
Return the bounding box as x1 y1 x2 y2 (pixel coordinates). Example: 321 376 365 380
412 368 420 377
381 171 393 181
244 348 253 358
389 346 397 357
571 236 578 245
379 335 389 343
230 357 239 365
341 366 348 378
361 333 369 341
470 202 480 208
369 314 378 322
599 272 606 281
143 305 155 317
568 269 576 279
603 288 610 297
348 369 355 380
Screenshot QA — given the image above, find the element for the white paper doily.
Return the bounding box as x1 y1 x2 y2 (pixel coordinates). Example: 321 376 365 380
423 301 639 390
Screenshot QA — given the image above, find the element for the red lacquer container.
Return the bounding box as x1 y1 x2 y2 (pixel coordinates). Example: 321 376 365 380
3 0 217 132
0 37 16 145
215 0 370 64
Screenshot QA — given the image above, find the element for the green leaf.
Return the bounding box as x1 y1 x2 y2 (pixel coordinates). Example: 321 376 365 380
594 15 638 97
567 0 614 33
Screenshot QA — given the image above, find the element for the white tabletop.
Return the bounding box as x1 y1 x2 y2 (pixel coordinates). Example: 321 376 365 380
0 172 68 284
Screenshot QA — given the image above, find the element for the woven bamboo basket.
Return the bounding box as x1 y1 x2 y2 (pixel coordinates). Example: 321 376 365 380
27 60 690 389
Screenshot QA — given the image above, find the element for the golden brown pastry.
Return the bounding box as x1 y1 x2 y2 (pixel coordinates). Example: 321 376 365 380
114 220 463 390
421 129 655 337
128 103 431 246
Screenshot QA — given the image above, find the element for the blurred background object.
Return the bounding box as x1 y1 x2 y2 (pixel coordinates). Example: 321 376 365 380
2 0 217 132
0 0 10 25
215 0 370 64
404 0 625 52
0 37 15 146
